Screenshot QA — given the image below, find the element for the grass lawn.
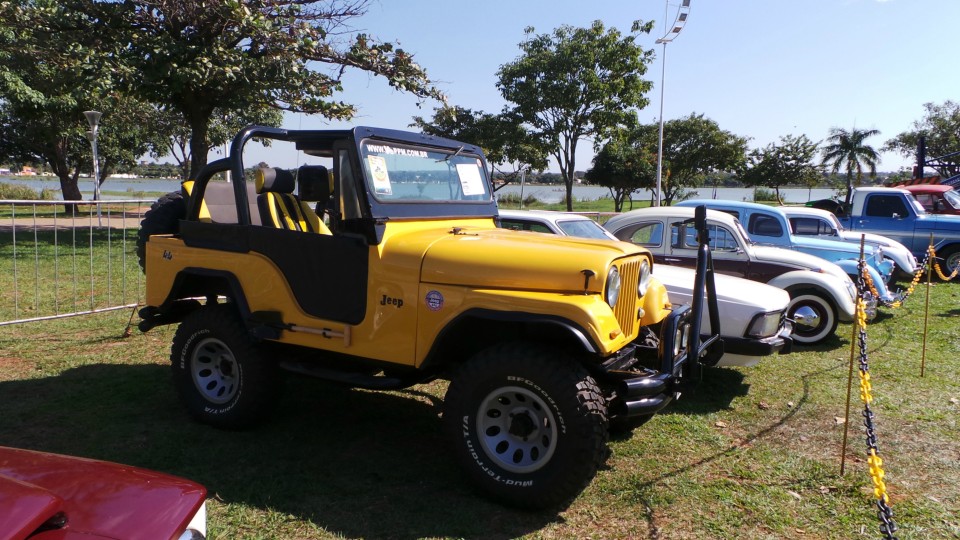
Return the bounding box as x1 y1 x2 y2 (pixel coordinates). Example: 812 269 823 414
0 277 957 539
1 206 958 538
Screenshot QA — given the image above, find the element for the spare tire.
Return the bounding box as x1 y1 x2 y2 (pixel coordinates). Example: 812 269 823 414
137 190 186 272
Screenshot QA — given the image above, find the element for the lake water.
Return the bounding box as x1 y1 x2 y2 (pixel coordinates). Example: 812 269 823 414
1 175 839 204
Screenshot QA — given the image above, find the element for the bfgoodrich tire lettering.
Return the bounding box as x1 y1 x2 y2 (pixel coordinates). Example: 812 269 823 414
443 342 608 509
170 304 278 429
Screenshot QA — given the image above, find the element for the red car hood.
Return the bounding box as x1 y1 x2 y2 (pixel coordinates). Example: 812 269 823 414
0 446 205 540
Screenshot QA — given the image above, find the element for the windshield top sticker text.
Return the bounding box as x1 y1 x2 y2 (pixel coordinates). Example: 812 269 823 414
367 144 428 158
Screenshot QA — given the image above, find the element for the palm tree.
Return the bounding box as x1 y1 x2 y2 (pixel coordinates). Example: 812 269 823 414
821 127 881 206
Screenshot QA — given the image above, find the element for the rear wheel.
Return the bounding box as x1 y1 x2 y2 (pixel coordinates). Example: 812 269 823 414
787 292 837 345
443 342 609 510
170 304 279 429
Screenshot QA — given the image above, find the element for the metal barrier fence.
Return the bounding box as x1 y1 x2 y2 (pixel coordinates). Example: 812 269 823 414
0 199 150 327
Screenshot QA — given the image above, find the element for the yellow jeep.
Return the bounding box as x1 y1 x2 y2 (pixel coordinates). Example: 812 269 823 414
138 125 721 509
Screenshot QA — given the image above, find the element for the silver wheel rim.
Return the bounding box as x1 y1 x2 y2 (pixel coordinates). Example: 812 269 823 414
789 297 831 342
476 385 558 474
190 337 238 404
946 252 960 274
792 305 822 330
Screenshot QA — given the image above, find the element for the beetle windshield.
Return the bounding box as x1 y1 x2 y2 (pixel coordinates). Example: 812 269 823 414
359 141 492 203
557 219 617 240
943 188 960 209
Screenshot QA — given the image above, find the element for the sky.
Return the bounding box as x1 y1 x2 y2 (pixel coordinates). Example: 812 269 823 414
263 0 960 174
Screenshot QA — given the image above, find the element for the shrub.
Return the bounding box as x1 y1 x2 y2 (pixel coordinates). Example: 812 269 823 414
0 182 55 200
752 187 777 202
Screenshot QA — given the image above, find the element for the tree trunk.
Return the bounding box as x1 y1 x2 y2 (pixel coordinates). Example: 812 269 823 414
187 112 211 180
844 172 853 206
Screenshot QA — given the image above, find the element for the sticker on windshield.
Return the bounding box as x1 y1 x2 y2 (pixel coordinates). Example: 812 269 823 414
368 155 392 195
456 163 485 196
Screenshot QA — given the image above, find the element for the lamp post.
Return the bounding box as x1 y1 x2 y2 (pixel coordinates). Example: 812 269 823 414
654 0 691 207
84 111 102 224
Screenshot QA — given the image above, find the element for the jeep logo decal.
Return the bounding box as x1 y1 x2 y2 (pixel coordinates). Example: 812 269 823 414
380 294 403 308
425 290 444 311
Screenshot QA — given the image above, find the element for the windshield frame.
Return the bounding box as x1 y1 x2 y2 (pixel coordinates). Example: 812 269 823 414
351 128 499 221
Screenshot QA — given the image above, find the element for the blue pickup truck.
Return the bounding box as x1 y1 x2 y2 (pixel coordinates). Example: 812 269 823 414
815 187 960 275
676 199 898 303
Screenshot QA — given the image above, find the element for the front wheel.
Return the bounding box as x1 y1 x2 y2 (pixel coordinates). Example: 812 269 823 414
170 304 279 429
443 342 609 510
937 246 960 280
787 292 838 345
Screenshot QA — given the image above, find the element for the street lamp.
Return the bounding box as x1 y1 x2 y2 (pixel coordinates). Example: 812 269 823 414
84 111 103 225
83 110 102 206
654 0 691 207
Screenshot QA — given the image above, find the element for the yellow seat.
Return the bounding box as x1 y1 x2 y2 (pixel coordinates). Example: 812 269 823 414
255 168 331 234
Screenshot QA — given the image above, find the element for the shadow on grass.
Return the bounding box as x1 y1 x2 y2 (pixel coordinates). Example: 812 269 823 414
0 365 558 539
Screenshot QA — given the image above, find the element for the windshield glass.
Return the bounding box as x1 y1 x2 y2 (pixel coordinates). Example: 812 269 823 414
359 141 492 203
910 197 926 215
557 219 615 240
943 189 960 209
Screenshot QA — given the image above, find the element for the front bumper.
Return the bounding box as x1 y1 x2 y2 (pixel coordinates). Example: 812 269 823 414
606 304 723 419
723 321 794 358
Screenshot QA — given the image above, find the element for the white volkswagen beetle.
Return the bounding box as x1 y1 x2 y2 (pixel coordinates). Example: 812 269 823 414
497 209 792 366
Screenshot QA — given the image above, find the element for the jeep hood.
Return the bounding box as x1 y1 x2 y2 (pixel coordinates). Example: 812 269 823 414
0 446 206 540
419 228 644 293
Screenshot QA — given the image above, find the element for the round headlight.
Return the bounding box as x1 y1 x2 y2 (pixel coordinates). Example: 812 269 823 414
605 266 621 308
637 258 651 297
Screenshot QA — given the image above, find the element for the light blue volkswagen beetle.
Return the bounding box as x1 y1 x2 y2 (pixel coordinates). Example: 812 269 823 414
675 200 899 305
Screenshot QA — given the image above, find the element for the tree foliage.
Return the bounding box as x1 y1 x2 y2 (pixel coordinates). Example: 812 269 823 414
0 5 162 201
641 114 748 205
821 127 880 205
584 131 655 212
410 106 549 190
739 134 822 204
1 0 444 179
497 20 655 211
884 100 960 179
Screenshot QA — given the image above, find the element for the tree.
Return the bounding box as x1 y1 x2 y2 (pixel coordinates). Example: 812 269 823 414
149 106 283 180
410 106 549 190
821 127 881 206
2 0 444 179
638 114 748 205
585 133 655 212
497 20 655 211
884 100 960 179
739 135 822 204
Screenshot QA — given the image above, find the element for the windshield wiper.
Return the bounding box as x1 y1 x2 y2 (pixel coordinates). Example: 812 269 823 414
438 145 464 162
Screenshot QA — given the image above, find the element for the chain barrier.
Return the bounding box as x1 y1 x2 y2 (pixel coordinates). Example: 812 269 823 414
928 245 959 281
853 257 899 540
888 251 930 308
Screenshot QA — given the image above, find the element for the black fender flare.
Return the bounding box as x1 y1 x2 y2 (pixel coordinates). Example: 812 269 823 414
419 308 599 372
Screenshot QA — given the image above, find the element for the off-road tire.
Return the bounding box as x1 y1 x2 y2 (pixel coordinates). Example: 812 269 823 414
443 342 609 510
787 291 838 345
170 304 278 429
137 190 186 272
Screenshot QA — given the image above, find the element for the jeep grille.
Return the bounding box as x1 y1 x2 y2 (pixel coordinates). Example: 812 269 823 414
614 258 640 337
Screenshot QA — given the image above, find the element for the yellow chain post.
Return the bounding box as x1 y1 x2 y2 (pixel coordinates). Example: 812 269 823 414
921 236 934 377
841 239 899 539
841 236 867 475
